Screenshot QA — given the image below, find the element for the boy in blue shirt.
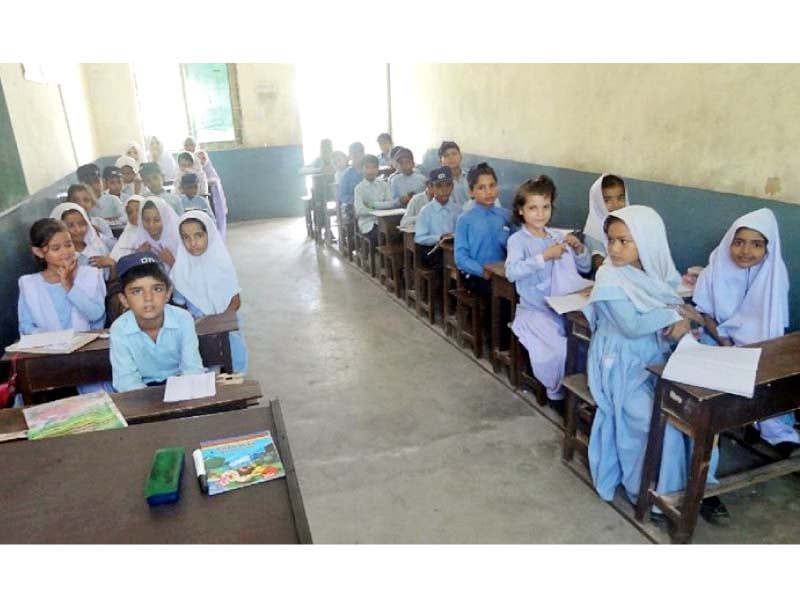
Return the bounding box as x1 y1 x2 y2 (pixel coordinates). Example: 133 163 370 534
178 172 215 218
389 148 427 206
438 141 470 209
95 166 127 225
415 166 461 272
354 154 396 246
139 162 183 215
376 133 393 167
110 252 204 392
454 162 511 298
76 163 104 203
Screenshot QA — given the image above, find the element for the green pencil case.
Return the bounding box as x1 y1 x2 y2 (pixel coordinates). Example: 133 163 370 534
145 447 185 506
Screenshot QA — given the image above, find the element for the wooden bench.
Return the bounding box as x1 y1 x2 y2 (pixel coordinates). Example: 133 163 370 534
377 243 405 298
401 228 417 309
485 261 517 383
561 373 597 465
441 240 459 339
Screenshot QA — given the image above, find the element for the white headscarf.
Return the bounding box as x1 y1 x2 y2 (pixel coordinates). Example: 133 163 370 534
693 208 789 345
49 202 108 259
148 136 178 182
588 205 682 313
110 195 143 261
583 173 631 246
134 196 180 257
125 141 145 169
115 155 139 173
172 210 240 315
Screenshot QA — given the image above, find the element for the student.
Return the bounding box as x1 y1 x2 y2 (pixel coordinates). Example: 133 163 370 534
135 197 181 271
399 181 433 229
96 166 127 225
115 155 145 201
337 142 366 208
183 136 197 153
438 141 470 209
583 173 630 272
138 162 183 215
386 146 405 186
196 150 229 239
454 162 511 299
376 133 393 167
49 202 115 280
110 195 143 262
124 141 146 168
76 163 104 201
110 252 205 392
332 151 349 185
178 173 215 217
389 148 427 206
354 154 396 246
176 152 209 196
582 205 719 519
66 183 116 251
414 167 460 272
506 176 591 411
148 136 178 183
690 208 800 458
173 211 248 373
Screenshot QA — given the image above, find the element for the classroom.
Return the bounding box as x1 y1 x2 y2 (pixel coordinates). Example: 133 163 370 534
1 54 800 562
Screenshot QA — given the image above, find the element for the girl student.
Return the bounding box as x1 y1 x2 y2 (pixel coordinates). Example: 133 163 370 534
50 202 116 280
176 151 209 197
110 195 143 262
582 205 721 521
196 149 229 239
148 135 178 183
135 196 181 272
689 208 800 458
66 183 116 251
583 173 629 273
505 176 592 412
172 211 248 373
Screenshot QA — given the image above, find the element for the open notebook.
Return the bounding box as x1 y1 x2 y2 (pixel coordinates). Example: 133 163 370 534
5 330 100 355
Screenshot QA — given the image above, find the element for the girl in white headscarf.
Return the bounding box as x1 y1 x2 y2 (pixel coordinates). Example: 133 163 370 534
172 210 248 373
147 136 178 183
583 173 630 272
50 202 115 280
691 208 799 454
196 149 229 239
110 195 143 262
583 205 721 518
134 196 181 272
176 151 209 196
125 141 145 169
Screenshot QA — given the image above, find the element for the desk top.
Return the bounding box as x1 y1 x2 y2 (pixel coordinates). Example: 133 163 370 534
648 330 800 401
370 208 406 217
485 261 506 279
0 379 262 442
0 403 311 543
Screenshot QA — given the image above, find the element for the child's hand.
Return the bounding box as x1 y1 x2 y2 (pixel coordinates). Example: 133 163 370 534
564 234 585 253
57 256 78 291
89 256 115 269
440 233 453 241
543 243 567 261
664 317 690 340
676 304 704 324
158 247 175 267
137 242 152 253
399 194 411 206
482 267 492 280
719 337 734 347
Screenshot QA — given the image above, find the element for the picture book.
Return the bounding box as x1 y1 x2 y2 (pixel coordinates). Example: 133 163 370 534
23 391 128 440
200 430 285 496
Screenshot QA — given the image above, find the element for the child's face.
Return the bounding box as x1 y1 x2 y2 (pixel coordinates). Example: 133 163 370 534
180 220 209 256
34 230 74 268
127 147 141 162
126 201 140 226
87 177 102 198
470 174 499 207
62 210 88 245
184 139 196 153
142 207 163 240
432 180 454 204
362 162 379 181
182 183 199 197
334 155 347 171
606 220 642 269
398 157 414 176
120 276 171 323
520 193 552 231
440 148 462 170
425 182 434 198
378 140 392 154
142 172 163 193
121 166 136 184
72 189 95 214
106 176 123 196
602 184 626 212
179 158 194 171
730 227 767 269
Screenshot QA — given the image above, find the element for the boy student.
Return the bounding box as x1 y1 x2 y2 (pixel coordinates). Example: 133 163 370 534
115 155 144 200
354 154 397 246
178 173 215 217
438 141 470 209
390 148 427 207
414 166 461 271
76 163 104 201
376 133 393 167
399 181 433 229
337 141 366 212
138 162 183 215
95 166 127 224
109 252 204 392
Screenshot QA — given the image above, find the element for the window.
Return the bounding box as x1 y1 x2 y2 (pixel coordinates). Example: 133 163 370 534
183 64 238 145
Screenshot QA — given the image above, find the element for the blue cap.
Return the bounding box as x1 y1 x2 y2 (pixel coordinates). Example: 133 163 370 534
117 251 163 280
180 172 198 186
76 163 100 182
427 166 453 184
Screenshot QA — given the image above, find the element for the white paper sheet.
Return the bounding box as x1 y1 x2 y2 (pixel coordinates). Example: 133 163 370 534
661 334 762 398
11 329 75 350
545 292 591 315
370 208 406 217
163 372 216 403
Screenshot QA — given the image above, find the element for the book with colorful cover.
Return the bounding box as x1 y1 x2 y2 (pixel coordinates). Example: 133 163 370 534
200 430 285 496
23 391 127 440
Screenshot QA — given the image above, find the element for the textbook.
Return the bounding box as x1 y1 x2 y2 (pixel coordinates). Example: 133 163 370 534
200 430 285 496
5 331 100 355
23 391 128 440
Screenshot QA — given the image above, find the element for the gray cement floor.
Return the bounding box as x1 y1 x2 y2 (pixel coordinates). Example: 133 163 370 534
227 217 800 544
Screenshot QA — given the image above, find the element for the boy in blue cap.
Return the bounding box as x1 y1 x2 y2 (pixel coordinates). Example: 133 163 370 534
139 162 183 215
178 172 215 217
415 166 461 271
389 148 427 206
95 166 127 225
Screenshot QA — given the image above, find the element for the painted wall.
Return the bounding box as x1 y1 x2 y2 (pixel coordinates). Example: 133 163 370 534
84 63 144 158
235 63 303 148
390 64 800 204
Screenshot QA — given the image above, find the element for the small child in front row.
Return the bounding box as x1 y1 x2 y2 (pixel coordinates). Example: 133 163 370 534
173 211 248 374
67 183 116 251
50 202 116 281
110 252 205 392
454 162 511 299
96 166 127 225
414 166 460 272
583 173 629 273
389 148 427 206
505 176 591 411
354 154 397 247
583 205 720 520
178 172 215 217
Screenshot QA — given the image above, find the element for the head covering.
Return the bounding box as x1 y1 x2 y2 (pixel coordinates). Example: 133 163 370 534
76 163 100 183
49 202 108 259
125 142 145 168
181 172 198 186
438 141 460 157
115 155 139 173
183 136 197 151
172 210 241 315
117 251 163 280
587 205 682 314
692 208 788 344
395 148 413 161
110 195 143 261
428 166 453 184
134 196 181 258
583 173 631 246
102 166 122 180
147 136 178 182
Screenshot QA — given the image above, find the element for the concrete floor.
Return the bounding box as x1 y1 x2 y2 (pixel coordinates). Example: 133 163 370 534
227 217 800 544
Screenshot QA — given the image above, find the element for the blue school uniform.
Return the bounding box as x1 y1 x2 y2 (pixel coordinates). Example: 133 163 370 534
93 193 127 224
179 194 215 218
454 204 511 277
109 304 205 392
18 275 106 334
337 166 363 206
155 190 183 215
178 296 248 374
451 170 470 209
414 198 461 246
390 171 427 202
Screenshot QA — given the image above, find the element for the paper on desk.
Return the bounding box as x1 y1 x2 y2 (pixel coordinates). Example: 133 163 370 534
661 334 762 398
370 208 406 217
545 293 591 315
5 331 99 354
163 371 216 403
11 329 75 350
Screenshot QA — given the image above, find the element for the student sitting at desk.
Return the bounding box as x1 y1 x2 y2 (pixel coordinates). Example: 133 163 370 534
414 166 460 272
376 132 393 167
116 155 145 202
76 163 104 205
505 176 591 412
196 149 229 240
110 196 142 262
337 141 366 221
583 173 629 273
438 141 470 210
354 154 397 247
138 162 183 215
389 148 427 207
67 183 116 252
178 173 215 217
110 252 204 392
135 197 181 272
96 166 127 225
50 202 116 281
176 152 209 197
173 211 248 374
332 151 348 185
148 135 178 184
400 180 433 229
454 162 511 300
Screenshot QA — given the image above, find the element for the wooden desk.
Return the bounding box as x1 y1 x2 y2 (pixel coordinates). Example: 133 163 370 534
484 262 518 382
3 312 238 405
635 331 800 543
0 379 262 442
373 209 405 293
441 239 458 337
400 228 416 307
0 403 312 543
372 209 404 246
